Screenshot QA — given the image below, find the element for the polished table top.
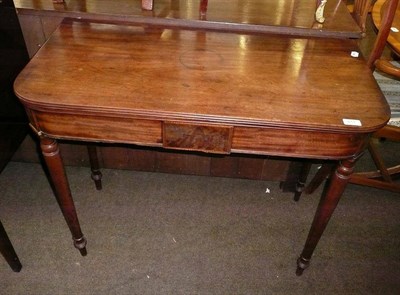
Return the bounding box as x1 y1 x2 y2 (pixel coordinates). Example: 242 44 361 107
15 20 389 159
372 0 400 56
14 0 362 38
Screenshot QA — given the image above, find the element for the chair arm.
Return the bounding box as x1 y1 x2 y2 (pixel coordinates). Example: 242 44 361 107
375 59 400 78
373 124 400 141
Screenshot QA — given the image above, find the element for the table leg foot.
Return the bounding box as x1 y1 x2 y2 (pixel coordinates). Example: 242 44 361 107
296 256 310 276
91 172 102 191
10 259 22 272
73 236 87 256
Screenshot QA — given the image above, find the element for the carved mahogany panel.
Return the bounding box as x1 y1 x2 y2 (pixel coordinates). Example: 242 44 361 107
163 122 233 154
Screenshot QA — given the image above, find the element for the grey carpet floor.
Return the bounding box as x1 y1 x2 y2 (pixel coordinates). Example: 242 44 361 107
0 160 399 294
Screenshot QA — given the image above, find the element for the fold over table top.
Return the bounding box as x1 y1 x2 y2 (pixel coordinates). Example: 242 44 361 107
15 20 389 135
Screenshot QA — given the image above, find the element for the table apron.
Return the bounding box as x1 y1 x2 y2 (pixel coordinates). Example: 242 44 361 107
28 110 369 160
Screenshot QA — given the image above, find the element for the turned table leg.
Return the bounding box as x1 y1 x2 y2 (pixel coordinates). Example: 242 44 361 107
296 157 357 275
0 220 22 272
40 137 87 256
293 162 312 202
87 145 102 190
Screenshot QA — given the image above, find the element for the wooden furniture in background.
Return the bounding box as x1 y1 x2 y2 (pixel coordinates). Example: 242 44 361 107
305 0 400 194
372 0 400 56
348 0 374 34
351 0 400 192
0 0 29 272
0 0 29 173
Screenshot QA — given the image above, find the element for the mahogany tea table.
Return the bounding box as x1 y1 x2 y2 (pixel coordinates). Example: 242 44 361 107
14 20 390 275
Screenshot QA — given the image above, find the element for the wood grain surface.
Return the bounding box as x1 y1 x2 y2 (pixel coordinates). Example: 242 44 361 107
15 20 390 159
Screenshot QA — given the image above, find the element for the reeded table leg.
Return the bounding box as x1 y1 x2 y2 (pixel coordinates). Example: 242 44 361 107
296 157 357 275
0 220 22 272
87 145 102 190
40 137 87 256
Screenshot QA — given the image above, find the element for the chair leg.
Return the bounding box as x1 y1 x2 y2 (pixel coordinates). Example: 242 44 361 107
304 163 335 195
0 220 22 272
87 145 102 190
366 140 392 182
349 139 400 193
350 174 400 192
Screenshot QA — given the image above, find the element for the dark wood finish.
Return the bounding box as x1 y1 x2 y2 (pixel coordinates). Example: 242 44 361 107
293 162 312 202
14 0 363 39
39 137 87 255
296 157 358 275
87 145 102 190
14 21 389 274
0 220 22 272
12 135 294 182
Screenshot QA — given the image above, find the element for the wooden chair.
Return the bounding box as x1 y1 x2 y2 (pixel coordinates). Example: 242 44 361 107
347 0 374 34
303 0 400 195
